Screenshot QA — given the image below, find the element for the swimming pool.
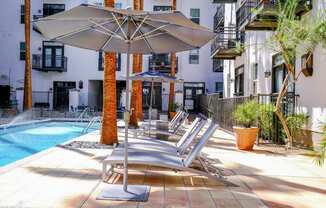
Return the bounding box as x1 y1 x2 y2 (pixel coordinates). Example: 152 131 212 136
0 121 98 167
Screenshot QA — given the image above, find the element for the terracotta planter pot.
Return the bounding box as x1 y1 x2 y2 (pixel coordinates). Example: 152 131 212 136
233 127 259 151
169 111 177 120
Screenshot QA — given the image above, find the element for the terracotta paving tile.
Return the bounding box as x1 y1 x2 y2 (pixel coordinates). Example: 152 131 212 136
213 198 242 208
187 189 216 208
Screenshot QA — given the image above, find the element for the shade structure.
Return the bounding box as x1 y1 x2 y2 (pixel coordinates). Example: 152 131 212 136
34 3 215 201
129 71 176 135
34 4 215 54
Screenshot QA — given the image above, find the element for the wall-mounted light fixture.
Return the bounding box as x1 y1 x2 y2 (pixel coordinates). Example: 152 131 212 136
78 80 83 89
301 53 313 77
264 70 272 78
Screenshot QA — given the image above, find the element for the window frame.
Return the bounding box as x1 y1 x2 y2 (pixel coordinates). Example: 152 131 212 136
189 49 199 64
43 4 65 17
42 41 64 69
20 42 26 61
20 5 25 24
213 59 224 72
190 8 200 24
234 65 244 96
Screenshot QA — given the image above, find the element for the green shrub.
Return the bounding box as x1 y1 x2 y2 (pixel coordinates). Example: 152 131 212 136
287 113 309 138
258 104 275 139
315 122 326 166
233 100 259 128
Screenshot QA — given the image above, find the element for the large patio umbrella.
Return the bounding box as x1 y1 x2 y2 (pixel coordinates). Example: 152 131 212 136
34 4 215 201
129 70 176 135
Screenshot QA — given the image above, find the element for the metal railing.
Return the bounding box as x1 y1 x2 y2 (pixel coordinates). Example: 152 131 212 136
214 5 225 31
148 55 178 74
236 0 278 29
211 27 244 56
32 54 68 72
198 92 299 144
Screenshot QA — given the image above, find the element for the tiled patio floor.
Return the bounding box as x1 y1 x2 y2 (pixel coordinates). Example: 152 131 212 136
0 127 325 208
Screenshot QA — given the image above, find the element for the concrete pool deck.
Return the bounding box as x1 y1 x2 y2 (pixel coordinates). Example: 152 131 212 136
0 127 325 208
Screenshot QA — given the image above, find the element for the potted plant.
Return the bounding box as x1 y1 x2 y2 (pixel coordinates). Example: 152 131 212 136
169 103 179 119
233 100 260 150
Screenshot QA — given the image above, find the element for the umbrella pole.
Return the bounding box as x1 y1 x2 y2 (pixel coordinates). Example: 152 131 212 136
123 43 131 192
148 80 154 135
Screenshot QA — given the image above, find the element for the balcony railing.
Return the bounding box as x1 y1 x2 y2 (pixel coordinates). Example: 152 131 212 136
214 5 225 31
236 0 312 31
32 54 67 72
148 55 178 74
211 27 244 59
236 0 279 31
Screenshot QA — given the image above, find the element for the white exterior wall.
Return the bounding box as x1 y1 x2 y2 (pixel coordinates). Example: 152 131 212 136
0 0 220 112
224 0 326 138
295 0 326 132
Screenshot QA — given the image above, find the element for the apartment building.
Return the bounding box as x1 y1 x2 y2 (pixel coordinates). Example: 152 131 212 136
213 0 326 144
0 0 221 113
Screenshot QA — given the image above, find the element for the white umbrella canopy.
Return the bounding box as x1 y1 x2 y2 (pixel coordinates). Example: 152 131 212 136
34 4 215 54
34 4 215 201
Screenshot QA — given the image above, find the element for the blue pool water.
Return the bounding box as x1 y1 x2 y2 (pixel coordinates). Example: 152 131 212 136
0 122 97 167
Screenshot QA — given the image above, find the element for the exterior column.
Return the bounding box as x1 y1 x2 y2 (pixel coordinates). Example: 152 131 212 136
168 0 177 117
101 0 118 145
23 0 32 111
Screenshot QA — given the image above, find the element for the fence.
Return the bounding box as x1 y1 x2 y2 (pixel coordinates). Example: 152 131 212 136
198 92 298 144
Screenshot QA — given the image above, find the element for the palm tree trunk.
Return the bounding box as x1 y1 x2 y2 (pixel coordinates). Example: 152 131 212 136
101 0 118 145
23 0 32 111
168 0 177 117
130 0 144 127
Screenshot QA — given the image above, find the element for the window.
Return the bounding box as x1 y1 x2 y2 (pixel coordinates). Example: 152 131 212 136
235 65 244 96
43 41 64 68
20 42 26 60
20 5 25 24
115 3 123 9
43 4 65 17
215 82 224 93
153 6 172 11
98 52 121 71
190 8 200 24
213 59 224 72
252 63 258 95
189 49 199 64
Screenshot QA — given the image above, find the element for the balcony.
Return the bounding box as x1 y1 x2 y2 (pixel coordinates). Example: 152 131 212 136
211 27 244 60
236 0 312 31
32 54 67 72
148 54 178 74
214 5 225 31
236 0 279 31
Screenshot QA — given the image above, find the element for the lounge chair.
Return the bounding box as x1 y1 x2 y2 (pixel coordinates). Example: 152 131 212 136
135 111 189 137
118 117 207 155
102 122 228 183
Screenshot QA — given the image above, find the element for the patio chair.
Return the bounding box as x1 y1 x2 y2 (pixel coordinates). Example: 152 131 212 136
137 112 189 137
102 122 229 183
118 117 207 155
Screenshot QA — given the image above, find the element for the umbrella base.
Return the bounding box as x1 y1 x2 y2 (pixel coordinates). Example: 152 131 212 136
96 184 150 202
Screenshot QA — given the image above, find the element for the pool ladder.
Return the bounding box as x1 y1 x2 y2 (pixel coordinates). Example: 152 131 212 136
82 116 102 133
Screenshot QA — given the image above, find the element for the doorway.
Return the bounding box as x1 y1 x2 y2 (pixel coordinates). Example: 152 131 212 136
53 81 76 110
183 82 205 112
142 82 162 111
0 85 10 107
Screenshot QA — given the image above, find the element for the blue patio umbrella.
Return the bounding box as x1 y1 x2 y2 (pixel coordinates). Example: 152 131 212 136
129 71 176 134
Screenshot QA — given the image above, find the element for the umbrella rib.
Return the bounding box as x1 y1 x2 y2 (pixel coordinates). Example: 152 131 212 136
111 13 128 40
130 17 155 54
130 15 149 40
88 19 124 40
52 19 116 41
99 16 128 51
132 24 169 41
